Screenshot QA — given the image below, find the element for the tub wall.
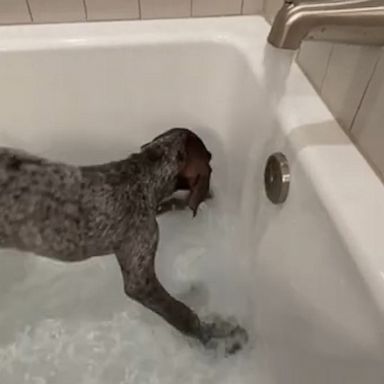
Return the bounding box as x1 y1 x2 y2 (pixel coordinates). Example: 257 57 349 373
1 0 384 181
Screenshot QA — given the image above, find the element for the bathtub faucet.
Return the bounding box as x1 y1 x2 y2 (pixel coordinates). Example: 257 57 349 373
267 0 384 50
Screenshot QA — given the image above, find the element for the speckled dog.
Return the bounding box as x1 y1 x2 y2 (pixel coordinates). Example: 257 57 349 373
0 128 247 354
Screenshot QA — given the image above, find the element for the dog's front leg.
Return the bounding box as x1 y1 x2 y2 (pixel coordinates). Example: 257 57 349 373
157 191 213 216
114 219 202 339
156 197 188 215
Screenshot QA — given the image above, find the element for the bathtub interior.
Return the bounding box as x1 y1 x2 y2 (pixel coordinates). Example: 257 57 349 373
0 29 383 383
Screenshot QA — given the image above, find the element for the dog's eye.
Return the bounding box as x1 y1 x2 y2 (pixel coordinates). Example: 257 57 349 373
177 151 185 162
146 147 163 162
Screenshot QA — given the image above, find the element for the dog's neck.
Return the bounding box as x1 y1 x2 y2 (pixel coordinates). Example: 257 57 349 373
143 153 179 205
114 151 179 207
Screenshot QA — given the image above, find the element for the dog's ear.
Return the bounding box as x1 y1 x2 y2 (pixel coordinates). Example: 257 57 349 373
182 134 212 216
187 172 211 216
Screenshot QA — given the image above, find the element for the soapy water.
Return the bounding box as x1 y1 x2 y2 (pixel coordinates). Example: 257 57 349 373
0 198 258 384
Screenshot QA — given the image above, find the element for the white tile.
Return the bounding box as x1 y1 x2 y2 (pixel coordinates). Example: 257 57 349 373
321 45 380 130
242 0 262 14
263 0 283 22
297 41 333 92
352 51 384 178
0 0 31 24
85 0 138 20
140 0 190 19
192 0 242 16
29 0 85 22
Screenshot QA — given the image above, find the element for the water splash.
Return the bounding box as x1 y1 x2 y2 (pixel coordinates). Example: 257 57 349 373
262 44 296 106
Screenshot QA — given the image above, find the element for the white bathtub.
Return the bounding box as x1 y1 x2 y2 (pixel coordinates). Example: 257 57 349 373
0 15 384 384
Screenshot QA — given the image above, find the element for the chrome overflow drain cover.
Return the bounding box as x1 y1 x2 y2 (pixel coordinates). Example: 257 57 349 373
264 152 290 204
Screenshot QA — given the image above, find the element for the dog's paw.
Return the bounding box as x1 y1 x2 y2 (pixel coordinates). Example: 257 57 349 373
199 315 248 355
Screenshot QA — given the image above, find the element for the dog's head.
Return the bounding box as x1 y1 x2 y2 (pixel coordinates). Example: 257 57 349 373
141 128 212 216
177 131 212 216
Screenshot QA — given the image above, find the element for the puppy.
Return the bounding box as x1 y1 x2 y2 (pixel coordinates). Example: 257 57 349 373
0 128 247 354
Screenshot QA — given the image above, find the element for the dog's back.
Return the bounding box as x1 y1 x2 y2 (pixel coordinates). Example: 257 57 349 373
0 148 152 261
0 148 84 260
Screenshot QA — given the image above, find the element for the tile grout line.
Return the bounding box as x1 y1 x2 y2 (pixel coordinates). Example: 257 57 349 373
25 0 34 23
82 0 88 21
190 0 193 17
319 44 335 93
241 0 245 14
138 0 142 19
349 53 381 132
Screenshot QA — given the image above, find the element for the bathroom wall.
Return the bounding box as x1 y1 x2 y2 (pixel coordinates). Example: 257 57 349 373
265 0 384 179
0 0 262 23
1 0 384 179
